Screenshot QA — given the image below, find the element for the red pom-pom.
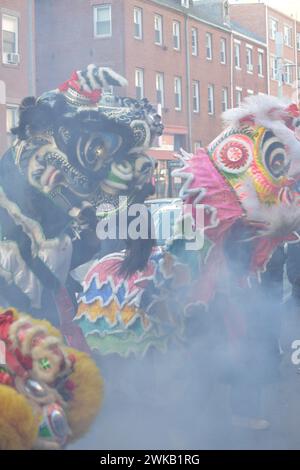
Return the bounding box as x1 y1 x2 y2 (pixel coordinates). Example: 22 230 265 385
0 370 13 386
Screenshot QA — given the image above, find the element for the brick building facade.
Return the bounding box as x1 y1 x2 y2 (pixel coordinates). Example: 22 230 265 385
0 0 35 155
34 0 270 196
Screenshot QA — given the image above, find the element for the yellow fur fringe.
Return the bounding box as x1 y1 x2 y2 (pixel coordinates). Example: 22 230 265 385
0 385 39 450
66 348 104 442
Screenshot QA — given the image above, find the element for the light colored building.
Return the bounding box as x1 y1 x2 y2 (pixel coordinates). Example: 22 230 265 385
230 1 299 100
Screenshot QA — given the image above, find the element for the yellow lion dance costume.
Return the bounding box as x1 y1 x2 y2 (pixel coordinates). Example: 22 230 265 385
0 308 103 450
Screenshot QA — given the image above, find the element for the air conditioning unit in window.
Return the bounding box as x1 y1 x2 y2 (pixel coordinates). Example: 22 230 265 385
6 53 20 65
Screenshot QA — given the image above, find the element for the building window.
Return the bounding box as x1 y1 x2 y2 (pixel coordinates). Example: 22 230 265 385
235 88 242 107
156 72 165 107
173 21 181 50
6 105 18 144
174 77 182 110
208 84 214 115
221 87 228 112
192 81 200 113
220 38 226 64
270 56 278 80
206 33 213 60
270 18 278 40
284 62 293 85
6 105 18 133
247 89 254 96
94 4 112 38
234 42 241 68
135 68 144 99
297 33 300 51
181 0 190 7
258 51 264 76
134 7 143 39
246 46 253 73
191 28 198 56
284 25 292 47
154 14 163 45
298 66 300 81
2 14 18 63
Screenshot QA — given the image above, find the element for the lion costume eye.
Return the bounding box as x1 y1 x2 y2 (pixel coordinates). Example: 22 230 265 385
293 118 300 128
76 132 123 173
262 130 290 179
293 118 300 141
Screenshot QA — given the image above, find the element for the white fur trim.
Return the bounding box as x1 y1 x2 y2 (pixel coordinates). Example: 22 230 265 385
19 325 47 356
110 161 133 181
97 67 128 88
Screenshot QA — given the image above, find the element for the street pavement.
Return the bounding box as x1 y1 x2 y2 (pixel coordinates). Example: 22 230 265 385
70 300 300 450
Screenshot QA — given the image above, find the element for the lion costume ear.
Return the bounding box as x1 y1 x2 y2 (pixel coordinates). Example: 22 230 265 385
65 348 104 442
0 385 39 450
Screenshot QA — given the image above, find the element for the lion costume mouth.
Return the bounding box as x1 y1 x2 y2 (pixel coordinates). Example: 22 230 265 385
45 151 90 194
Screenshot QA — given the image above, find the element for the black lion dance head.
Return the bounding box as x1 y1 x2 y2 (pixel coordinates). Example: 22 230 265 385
9 65 162 225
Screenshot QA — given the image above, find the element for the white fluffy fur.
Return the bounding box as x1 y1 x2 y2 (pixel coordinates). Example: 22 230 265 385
222 94 289 128
98 66 128 88
77 65 128 92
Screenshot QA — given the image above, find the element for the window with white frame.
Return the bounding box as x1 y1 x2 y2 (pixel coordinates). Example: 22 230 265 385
94 4 112 38
154 14 163 45
156 72 165 107
284 25 292 47
234 42 241 68
135 68 144 99
173 21 181 50
246 46 253 73
258 51 264 76
270 18 278 40
6 105 18 144
208 84 214 115
221 87 228 112
284 62 293 85
191 28 198 56
192 81 200 113
220 38 226 64
235 88 242 107
134 7 143 39
6 105 18 133
297 33 300 51
2 14 18 63
206 33 213 60
174 77 182 110
270 56 278 80
181 0 190 7
247 89 254 96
